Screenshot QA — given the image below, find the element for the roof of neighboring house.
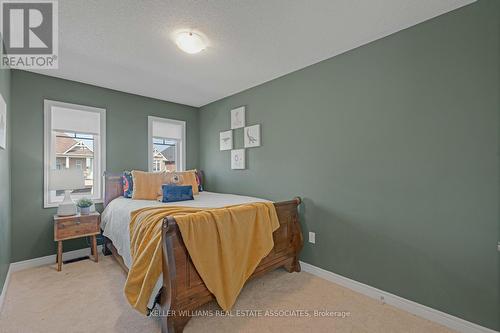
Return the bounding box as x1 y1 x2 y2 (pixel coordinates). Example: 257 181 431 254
56 133 93 157
152 146 175 162
56 134 77 154
153 147 165 160
161 146 175 161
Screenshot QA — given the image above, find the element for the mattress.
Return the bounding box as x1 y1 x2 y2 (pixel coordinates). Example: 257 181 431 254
101 191 270 310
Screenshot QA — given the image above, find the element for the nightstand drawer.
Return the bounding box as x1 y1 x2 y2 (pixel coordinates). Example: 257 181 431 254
54 214 100 241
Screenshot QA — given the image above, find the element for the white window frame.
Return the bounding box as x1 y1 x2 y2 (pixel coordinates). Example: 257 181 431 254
44 100 106 208
148 116 186 172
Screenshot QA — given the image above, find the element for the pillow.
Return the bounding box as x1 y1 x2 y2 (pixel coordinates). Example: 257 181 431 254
122 171 134 198
162 185 194 203
131 170 167 200
194 170 204 192
165 170 199 195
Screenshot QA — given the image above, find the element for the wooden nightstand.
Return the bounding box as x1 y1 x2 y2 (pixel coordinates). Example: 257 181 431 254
54 212 100 271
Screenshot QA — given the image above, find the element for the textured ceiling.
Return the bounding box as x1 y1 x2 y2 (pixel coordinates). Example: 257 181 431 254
29 0 475 107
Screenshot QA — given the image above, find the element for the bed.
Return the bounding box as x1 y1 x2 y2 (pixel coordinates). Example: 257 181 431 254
101 172 303 333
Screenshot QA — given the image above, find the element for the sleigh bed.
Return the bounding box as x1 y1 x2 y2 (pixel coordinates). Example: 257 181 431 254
101 172 304 333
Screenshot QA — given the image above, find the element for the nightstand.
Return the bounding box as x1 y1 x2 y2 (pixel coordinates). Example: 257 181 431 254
54 212 100 271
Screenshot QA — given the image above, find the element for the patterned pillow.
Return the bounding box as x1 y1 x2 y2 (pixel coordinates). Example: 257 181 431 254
195 170 204 192
165 171 199 195
122 171 134 198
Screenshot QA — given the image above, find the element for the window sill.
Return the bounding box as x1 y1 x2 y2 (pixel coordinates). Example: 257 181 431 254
44 199 103 209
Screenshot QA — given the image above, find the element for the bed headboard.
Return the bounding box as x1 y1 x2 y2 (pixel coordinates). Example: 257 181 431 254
103 172 123 207
103 170 205 208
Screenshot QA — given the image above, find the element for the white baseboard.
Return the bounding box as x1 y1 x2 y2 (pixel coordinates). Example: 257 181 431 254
10 245 103 272
300 261 498 333
0 264 12 314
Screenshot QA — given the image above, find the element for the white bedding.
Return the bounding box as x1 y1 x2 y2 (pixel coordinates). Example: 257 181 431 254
101 191 269 309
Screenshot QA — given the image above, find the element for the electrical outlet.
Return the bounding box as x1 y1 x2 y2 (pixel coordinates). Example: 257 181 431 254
497 242 500 252
309 232 316 244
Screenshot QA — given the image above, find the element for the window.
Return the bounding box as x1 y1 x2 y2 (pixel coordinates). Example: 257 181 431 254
153 159 162 172
44 100 106 208
148 116 185 172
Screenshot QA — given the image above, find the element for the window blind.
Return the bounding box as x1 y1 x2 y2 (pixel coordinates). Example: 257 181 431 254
152 119 183 140
51 106 101 135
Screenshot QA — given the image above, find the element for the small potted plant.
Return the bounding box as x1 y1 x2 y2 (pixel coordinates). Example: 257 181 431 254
76 198 93 215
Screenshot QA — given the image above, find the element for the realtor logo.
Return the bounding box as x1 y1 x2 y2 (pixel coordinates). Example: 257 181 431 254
0 0 58 69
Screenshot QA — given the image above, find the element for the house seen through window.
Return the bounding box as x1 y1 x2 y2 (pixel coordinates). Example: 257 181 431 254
152 137 178 172
54 131 94 196
148 116 185 172
44 100 106 207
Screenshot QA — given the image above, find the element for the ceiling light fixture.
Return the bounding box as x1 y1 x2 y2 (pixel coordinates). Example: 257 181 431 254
175 31 206 54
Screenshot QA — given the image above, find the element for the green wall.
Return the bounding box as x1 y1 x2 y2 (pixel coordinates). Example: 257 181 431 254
10 70 199 262
5 0 499 330
199 1 499 330
0 67 11 294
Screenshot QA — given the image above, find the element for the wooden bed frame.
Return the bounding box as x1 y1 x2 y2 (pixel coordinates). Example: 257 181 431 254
102 172 303 332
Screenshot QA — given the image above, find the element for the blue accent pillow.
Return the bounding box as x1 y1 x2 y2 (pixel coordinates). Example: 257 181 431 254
162 185 194 203
122 171 134 198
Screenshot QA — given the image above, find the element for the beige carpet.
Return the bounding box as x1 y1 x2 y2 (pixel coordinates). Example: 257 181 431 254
0 256 454 333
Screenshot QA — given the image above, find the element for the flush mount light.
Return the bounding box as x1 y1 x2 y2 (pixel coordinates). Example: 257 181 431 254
175 31 206 54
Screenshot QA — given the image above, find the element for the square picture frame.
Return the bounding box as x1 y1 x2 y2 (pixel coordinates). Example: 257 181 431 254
231 149 245 170
230 106 245 129
219 130 233 151
244 124 261 148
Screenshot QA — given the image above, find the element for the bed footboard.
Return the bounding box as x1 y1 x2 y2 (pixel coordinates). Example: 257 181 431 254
159 197 303 333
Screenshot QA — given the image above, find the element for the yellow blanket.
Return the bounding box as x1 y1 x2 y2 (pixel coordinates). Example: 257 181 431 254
124 202 280 314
